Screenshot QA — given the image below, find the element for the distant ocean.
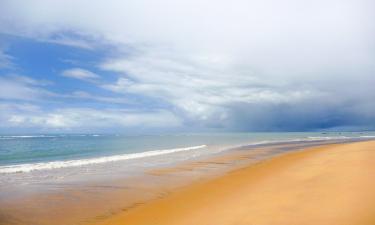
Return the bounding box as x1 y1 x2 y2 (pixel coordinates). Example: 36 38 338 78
1 132 374 175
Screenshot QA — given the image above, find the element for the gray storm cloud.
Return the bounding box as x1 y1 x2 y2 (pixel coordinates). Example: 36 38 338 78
0 0 374 131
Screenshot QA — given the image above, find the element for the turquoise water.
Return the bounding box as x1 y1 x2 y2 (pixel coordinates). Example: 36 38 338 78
0 132 374 174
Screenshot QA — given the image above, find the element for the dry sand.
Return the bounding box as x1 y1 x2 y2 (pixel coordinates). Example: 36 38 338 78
92 141 375 225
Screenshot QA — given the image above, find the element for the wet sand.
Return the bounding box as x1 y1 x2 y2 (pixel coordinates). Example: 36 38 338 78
0 145 287 225
91 141 375 225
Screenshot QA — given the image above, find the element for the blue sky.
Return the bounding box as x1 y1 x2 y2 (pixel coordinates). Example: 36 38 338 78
0 0 374 133
0 33 181 133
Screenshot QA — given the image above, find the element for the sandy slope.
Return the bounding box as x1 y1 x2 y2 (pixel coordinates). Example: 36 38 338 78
92 141 375 225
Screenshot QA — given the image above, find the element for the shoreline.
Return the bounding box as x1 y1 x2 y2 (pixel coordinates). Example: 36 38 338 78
1 140 375 225
90 140 375 225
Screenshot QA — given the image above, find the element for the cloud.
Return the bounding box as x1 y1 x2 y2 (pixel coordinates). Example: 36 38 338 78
98 49 333 120
0 75 55 101
68 91 131 104
42 36 94 50
1 0 375 131
0 75 131 106
1 104 182 131
61 68 100 81
0 49 13 69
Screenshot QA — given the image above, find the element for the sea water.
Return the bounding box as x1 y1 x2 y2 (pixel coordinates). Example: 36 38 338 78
1 132 374 175
0 131 374 202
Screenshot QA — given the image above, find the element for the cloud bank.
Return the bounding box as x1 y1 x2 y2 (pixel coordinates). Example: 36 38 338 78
0 0 374 132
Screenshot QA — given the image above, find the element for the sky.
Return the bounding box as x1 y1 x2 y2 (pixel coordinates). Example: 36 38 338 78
0 0 374 133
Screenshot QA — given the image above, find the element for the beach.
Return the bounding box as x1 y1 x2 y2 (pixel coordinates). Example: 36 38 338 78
2 1 374 224
1 139 375 225
91 140 375 225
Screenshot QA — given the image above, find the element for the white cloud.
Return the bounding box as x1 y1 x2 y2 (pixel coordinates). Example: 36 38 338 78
1 0 374 130
0 75 55 101
69 91 131 104
2 106 182 130
61 68 100 81
42 36 94 50
0 75 133 107
100 51 327 121
0 49 13 68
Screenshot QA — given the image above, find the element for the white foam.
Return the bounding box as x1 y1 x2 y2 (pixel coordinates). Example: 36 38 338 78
0 135 57 139
239 135 374 149
307 136 350 140
0 145 207 174
0 134 104 139
360 135 375 138
307 135 375 141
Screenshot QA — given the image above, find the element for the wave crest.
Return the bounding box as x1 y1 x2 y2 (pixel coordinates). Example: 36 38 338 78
0 145 207 174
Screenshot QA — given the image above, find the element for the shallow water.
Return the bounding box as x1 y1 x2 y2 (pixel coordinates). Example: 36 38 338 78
0 132 374 185
1 132 374 170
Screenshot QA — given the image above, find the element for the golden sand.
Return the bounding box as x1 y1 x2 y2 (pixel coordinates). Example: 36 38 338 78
92 141 375 225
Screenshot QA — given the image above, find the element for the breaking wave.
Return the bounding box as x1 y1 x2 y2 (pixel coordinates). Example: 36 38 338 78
0 145 207 174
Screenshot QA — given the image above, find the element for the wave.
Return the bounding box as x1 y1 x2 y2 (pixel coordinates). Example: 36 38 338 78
240 135 375 148
0 145 207 174
0 134 104 139
1 134 374 174
0 135 57 139
307 136 350 140
360 135 375 138
307 135 375 141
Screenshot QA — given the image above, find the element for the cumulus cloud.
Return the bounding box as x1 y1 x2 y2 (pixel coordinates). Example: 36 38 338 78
0 0 374 131
61 68 100 81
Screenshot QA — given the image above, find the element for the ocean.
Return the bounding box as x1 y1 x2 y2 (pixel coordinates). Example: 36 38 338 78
1 132 374 175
